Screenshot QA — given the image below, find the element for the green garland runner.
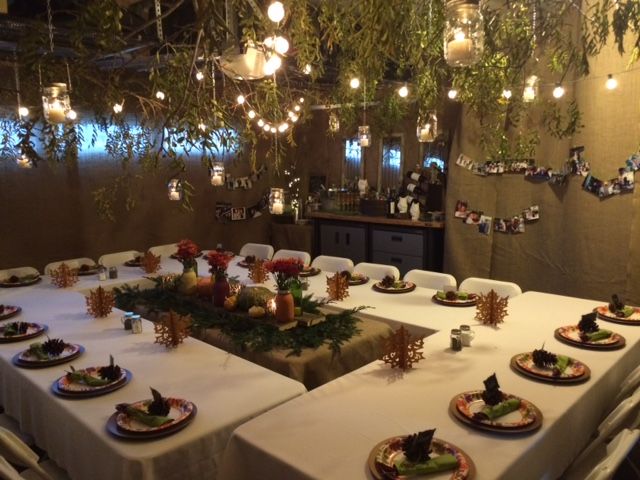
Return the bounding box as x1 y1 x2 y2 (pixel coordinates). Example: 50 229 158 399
114 283 367 357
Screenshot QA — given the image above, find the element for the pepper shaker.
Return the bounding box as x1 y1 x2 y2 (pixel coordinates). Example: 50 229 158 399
450 328 462 351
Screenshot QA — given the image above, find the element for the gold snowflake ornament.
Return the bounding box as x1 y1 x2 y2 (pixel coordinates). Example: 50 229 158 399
50 262 79 288
326 272 350 301
154 310 192 348
380 326 425 371
141 251 162 274
248 259 269 284
475 289 509 327
85 286 115 318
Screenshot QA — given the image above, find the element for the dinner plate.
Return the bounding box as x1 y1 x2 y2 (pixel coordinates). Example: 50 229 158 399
348 274 369 286
0 276 41 288
0 305 22 321
123 259 143 267
510 352 590 384
76 265 100 276
450 390 542 433
52 368 132 398
106 398 196 440
368 435 476 480
432 294 478 307
237 260 255 269
0 323 47 343
594 305 640 325
13 344 84 368
554 326 626 350
299 267 321 278
373 281 416 294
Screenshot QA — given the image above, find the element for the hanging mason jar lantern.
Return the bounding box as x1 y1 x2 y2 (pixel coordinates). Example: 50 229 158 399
269 187 285 215
444 0 484 68
416 111 438 143
358 125 371 148
42 83 72 124
167 178 184 201
328 112 340 133
210 162 225 186
16 152 33 169
523 75 539 102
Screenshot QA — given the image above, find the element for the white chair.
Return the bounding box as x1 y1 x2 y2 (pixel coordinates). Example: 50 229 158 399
0 268 40 282
613 365 640 407
239 243 274 260
148 243 178 258
20 459 70 480
404 269 456 290
311 255 354 273
0 455 22 480
98 250 140 268
271 249 311 266
458 277 522 298
353 262 400 281
43 258 95 275
0 427 51 480
0 415 32 447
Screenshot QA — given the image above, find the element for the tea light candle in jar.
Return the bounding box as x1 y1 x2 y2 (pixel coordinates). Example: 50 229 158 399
271 202 284 215
46 101 67 123
267 298 276 316
211 174 224 186
418 127 431 142
359 136 370 147
446 37 473 65
169 190 181 201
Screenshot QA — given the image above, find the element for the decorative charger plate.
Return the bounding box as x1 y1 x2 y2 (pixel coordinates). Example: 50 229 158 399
0 305 22 321
450 390 542 434
13 344 84 368
0 323 47 343
373 281 416 294
348 274 369 286
554 326 626 350
123 259 143 267
299 267 321 278
76 265 100 276
0 276 41 288
510 352 590 384
368 436 476 480
106 398 197 440
594 305 640 325
432 294 478 307
52 368 132 398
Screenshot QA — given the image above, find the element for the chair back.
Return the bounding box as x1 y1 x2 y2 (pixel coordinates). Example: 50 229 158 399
272 249 311 266
148 243 178 258
0 267 40 282
0 427 51 480
311 256 354 274
404 269 456 290
44 258 96 275
0 455 22 480
584 429 640 480
458 277 522 298
98 250 140 268
239 243 274 260
353 262 400 281
613 365 640 407
599 385 640 440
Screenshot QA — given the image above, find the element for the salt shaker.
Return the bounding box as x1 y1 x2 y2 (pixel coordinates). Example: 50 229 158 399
131 315 143 334
450 328 462 351
98 266 107 281
460 325 475 347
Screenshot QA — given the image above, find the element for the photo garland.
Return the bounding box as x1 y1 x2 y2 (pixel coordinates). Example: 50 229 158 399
224 164 267 190
454 200 540 236
215 192 269 222
456 148 639 199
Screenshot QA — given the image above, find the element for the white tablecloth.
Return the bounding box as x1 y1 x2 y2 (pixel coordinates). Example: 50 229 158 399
219 291 640 479
0 283 306 480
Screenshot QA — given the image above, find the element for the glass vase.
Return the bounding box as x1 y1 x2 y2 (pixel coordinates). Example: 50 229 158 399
178 267 198 295
212 276 230 307
274 290 295 323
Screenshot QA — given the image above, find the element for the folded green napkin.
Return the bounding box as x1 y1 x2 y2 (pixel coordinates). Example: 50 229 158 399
586 330 613 341
395 454 459 475
67 371 112 387
481 398 521 420
436 291 446 299
121 405 173 427
555 355 570 374
457 292 469 300
622 306 634 318
27 343 49 361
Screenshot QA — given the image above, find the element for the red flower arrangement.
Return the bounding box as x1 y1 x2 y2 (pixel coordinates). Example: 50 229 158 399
174 239 200 269
266 258 303 291
207 251 234 280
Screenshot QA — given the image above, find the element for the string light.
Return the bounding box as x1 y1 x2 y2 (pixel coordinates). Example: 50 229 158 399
273 36 290 55
299 97 305 103
605 74 618 90
447 88 458 100
18 106 29 117
278 122 289 132
257 119 265 127
398 84 409 98
263 124 271 132
303 64 312 75
236 94 245 105
290 113 299 122
66 109 77 121
248 110 256 119
195 71 204 81
523 75 538 102
112 102 123 114
270 126 277 133
552 83 565 99
155 91 165 100
349 77 360 89
264 54 282 75
294 105 301 112
502 89 512 99
267 1 285 23
198 122 207 131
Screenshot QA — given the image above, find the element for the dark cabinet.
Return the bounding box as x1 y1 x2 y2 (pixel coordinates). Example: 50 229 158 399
318 223 367 264
371 228 424 275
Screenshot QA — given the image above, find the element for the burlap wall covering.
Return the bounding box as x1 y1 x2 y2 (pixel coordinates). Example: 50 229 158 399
445 35 640 304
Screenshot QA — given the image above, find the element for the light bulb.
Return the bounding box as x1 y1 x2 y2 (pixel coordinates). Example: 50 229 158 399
287 111 294 118
454 30 466 41
248 110 256 119
263 124 271 132
303 64 312 75
113 103 123 114
155 90 165 100
236 94 245 105
66 109 77 121
398 84 409 98
273 36 289 55
290 114 299 123
523 86 536 102
278 122 289 132
198 122 207 131
267 1 285 22
18 106 29 117
264 55 282 75
552 84 565 99
606 74 618 90
294 105 301 112
350 77 360 89
447 88 458 100
257 119 265 127
502 89 512 99
195 71 204 81
299 97 305 103
270 126 277 133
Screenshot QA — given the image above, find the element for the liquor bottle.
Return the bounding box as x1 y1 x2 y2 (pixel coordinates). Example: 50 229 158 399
386 189 396 218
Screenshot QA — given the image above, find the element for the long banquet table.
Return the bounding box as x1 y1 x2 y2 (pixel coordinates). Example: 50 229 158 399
0 278 306 480
218 291 640 480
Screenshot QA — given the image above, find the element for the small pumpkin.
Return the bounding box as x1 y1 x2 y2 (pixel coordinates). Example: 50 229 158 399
224 295 238 311
248 306 266 318
196 277 214 298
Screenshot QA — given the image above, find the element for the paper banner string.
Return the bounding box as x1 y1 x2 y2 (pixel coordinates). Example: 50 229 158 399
224 164 267 190
215 192 269 222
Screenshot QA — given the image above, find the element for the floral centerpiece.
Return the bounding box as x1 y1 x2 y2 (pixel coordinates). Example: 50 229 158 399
266 258 304 323
175 239 200 295
208 250 234 306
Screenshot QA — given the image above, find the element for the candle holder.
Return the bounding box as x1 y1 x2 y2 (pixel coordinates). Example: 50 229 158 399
168 178 184 201
523 75 539 102
210 162 225 187
269 187 285 215
328 112 340 133
416 111 438 143
42 83 72 124
16 152 33 169
358 125 371 148
444 0 484 68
